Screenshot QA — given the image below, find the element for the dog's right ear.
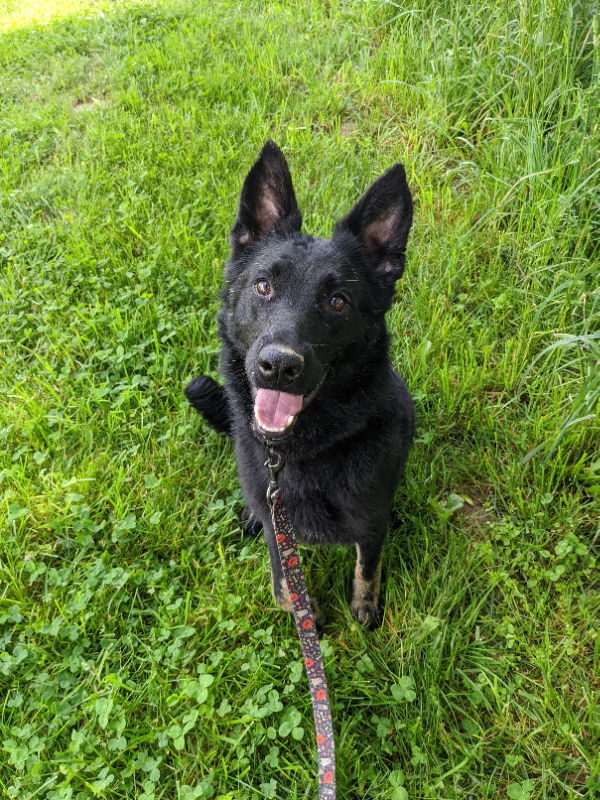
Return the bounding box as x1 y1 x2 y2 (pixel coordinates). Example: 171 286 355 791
230 141 302 256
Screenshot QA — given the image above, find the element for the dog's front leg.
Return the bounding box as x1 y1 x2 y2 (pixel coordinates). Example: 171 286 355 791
263 518 293 612
263 518 325 629
351 540 384 629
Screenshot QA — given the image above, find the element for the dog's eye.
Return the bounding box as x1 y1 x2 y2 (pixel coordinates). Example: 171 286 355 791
254 280 272 297
328 294 347 312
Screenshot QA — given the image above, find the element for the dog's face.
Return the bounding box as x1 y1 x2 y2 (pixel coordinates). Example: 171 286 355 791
222 141 413 440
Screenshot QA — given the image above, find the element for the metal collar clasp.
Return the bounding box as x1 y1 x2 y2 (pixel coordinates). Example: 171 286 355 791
265 448 284 506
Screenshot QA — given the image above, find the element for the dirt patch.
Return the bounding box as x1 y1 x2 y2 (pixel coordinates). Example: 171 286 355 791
455 488 495 532
340 119 358 137
73 95 107 113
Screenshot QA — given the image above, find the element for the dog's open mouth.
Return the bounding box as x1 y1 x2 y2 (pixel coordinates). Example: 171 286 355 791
254 389 303 437
252 371 328 439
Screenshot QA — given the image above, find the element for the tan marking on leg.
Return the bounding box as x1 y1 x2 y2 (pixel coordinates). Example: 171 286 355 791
351 544 383 628
274 577 324 628
352 543 381 605
274 576 292 613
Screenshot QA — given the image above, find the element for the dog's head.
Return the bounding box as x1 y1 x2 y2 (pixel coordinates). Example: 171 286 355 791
222 141 413 440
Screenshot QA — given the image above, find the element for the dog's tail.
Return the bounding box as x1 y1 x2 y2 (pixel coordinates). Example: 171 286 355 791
184 375 231 435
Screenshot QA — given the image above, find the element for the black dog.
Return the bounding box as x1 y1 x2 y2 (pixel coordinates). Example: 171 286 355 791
186 141 414 628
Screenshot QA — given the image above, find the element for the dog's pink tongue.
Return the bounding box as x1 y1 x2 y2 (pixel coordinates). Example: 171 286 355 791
254 389 303 432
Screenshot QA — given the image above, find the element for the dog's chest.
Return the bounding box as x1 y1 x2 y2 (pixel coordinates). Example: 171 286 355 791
234 430 392 547
275 465 368 546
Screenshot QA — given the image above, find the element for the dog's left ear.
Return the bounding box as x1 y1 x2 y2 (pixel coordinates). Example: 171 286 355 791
334 164 413 281
230 140 302 256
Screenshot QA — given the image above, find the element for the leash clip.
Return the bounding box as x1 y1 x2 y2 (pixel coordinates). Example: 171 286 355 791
265 448 284 506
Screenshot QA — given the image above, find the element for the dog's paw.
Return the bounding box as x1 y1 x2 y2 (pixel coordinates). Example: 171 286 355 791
350 599 383 630
241 507 262 536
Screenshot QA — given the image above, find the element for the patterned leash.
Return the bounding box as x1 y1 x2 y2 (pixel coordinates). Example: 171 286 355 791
265 447 336 799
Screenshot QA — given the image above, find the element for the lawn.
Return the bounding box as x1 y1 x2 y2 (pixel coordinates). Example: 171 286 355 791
0 0 598 798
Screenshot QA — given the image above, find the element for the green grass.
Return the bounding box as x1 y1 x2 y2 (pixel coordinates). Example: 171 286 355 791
0 0 598 798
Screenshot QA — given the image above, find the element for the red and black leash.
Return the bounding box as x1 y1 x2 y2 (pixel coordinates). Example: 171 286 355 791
265 447 336 799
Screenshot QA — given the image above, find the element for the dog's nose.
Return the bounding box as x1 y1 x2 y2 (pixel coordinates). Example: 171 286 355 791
257 345 304 388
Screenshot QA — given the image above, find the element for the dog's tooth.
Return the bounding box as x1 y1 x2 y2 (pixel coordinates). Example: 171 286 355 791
286 415 294 427
258 421 285 433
